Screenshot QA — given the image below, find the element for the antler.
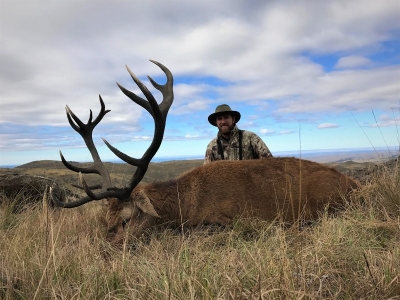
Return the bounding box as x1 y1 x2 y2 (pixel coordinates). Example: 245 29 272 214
53 60 174 208
60 96 111 191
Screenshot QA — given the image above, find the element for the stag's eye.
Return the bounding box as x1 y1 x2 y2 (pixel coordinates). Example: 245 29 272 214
122 218 131 229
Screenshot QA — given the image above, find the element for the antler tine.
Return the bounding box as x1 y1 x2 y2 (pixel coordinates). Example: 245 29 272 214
60 95 112 192
116 66 154 117
52 193 98 208
148 60 174 119
116 60 173 119
52 170 112 208
60 151 100 175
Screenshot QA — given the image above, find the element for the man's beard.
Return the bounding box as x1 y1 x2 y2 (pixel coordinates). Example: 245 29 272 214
218 123 234 135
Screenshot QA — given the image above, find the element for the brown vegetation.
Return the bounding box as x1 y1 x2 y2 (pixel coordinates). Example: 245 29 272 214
0 174 67 213
0 159 398 299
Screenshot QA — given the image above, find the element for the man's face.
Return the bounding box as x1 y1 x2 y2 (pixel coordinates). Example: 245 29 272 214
216 113 235 135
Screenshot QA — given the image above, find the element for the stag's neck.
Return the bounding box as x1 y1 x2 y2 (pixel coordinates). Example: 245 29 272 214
144 179 187 221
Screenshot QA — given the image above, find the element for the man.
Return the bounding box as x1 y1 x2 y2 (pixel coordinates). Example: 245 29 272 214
204 104 273 164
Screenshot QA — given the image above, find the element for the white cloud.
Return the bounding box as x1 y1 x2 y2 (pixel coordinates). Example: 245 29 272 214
335 56 372 69
260 129 275 135
318 123 340 129
131 136 153 141
279 130 296 135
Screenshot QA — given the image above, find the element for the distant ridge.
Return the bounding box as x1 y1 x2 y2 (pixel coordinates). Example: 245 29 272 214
16 160 70 169
4 159 203 170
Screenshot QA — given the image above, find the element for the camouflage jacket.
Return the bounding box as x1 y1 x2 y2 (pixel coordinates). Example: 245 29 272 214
204 125 273 164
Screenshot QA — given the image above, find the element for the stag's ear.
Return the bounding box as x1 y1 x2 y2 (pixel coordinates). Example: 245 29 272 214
135 190 160 218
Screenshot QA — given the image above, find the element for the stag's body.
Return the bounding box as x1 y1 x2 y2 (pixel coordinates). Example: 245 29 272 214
106 157 358 242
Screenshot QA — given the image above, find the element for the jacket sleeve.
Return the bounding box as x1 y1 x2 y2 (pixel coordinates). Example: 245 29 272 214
204 140 216 164
250 132 273 159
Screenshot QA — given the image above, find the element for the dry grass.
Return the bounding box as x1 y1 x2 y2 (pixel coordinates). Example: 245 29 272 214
1 162 399 299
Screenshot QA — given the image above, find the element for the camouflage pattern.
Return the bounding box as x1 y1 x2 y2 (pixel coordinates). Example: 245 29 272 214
204 125 273 164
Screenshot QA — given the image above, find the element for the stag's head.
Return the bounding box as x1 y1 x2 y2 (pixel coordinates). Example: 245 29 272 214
52 60 173 242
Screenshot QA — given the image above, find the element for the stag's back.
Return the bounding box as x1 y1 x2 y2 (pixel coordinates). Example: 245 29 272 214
174 157 358 224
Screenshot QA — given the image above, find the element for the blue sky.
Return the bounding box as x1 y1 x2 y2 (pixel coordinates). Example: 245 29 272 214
0 0 399 166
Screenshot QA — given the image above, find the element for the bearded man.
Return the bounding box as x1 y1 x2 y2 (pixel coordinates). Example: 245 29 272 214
204 104 273 164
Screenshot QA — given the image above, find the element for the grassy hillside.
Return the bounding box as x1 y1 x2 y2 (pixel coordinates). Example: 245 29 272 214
0 158 399 299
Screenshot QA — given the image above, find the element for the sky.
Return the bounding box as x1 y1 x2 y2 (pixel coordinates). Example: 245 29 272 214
0 0 399 166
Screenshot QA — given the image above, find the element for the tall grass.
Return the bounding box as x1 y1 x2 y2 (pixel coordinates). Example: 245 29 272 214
1 162 399 299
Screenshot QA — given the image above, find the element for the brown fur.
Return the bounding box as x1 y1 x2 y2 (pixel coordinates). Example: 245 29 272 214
105 157 359 243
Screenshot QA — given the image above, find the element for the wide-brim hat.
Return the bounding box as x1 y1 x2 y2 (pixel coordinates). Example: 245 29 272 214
208 104 241 126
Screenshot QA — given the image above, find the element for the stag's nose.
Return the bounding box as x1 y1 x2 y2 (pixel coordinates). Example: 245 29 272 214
106 224 118 238
106 230 116 241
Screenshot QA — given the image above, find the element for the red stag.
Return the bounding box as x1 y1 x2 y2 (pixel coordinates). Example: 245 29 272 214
53 60 358 243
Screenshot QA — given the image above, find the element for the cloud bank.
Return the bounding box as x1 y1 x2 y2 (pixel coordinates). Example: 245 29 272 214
0 0 399 164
